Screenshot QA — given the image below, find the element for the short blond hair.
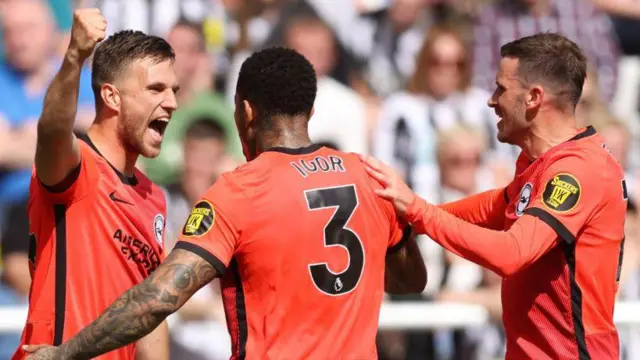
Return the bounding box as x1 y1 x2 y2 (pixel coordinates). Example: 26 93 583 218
436 124 486 163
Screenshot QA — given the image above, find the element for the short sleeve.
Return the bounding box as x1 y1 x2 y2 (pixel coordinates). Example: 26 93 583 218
33 142 100 205
523 156 603 244
363 165 407 252
173 175 244 275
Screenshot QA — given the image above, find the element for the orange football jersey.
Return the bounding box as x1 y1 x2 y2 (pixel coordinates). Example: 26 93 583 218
175 145 406 360
406 126 626 359
501 126 626 359
12 135 167 360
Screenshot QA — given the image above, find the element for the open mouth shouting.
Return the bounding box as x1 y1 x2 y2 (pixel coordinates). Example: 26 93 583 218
147 117 170 143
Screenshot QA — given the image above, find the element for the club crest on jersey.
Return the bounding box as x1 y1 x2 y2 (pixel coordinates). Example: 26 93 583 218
516 183 533 216
153 214 165 246
182 200 215 237
542 173 581 212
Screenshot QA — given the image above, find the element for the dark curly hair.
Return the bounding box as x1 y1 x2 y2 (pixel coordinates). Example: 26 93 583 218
92 30 175 108
236 47 317 123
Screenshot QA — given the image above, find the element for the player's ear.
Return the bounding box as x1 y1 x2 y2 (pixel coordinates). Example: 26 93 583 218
309 106 315 119
242 100 255 127
526 85 544 110
101 83 121 113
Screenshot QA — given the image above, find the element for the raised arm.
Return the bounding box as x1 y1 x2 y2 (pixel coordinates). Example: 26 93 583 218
35 9 105 187
24 249 218 360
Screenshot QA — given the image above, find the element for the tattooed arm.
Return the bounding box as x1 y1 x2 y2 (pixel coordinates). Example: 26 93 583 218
25 249 218 360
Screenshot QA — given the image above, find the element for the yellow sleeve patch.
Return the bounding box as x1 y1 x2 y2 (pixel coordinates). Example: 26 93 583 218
541 173 581 212
182 200 216 237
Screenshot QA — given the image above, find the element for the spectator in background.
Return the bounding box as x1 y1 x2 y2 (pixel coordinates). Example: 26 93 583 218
617 200 639 360
164 118 235 245
138 19 243 185
308 0 430 98
223 0 298 97
0 202 30 360
169 18 215 104
373 23 515 207
0 0 73 61
377 126 508 360
589 0 640 56
430 126 505 360
282 13 369 154
0 201 31 299
0 6 93 345
431 126 492 295
164 119 233 360
0 0 94 208
437 268 505 360
357 0 430 98
595 117 636 203
85 0 217 38
0 2 89 357
436 125 502 203
472 0 620 102
576 66 609 127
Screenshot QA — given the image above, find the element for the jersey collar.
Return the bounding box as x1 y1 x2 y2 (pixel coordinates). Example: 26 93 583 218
264 144 323 155
79 134 139 186
568 125 596 142
522 126 597 165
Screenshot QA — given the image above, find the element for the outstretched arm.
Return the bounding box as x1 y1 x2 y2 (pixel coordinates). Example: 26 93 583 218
437 188 508 230
362 154 556 277
25 249 218 360
407 197 558 277
35 9 105 188
361 154 603 278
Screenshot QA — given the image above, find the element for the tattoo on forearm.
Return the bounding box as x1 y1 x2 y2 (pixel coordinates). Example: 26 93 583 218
59 249 218 359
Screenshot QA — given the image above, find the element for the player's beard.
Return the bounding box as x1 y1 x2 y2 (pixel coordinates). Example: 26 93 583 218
118 115 149 158
497 96 527 145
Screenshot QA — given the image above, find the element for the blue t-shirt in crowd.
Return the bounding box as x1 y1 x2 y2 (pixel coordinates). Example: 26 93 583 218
0 61 94 204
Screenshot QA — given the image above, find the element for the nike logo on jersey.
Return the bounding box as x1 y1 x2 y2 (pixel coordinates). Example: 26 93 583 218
109 190 133 205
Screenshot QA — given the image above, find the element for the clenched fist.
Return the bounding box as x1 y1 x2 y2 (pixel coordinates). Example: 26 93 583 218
68 8 107 61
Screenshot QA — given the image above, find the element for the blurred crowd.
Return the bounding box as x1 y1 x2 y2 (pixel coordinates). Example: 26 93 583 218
1 0 640 359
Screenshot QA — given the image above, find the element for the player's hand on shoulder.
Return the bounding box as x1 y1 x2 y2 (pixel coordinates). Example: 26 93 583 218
68 8 107 61
359 154 417 216
23 344 63 360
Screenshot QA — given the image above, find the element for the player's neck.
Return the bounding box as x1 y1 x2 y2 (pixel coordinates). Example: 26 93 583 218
520 112 579 160
86 124 139 177
257 133 313 153
255 119 313 154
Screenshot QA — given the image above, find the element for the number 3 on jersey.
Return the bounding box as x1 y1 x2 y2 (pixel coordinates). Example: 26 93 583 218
304 185 365 296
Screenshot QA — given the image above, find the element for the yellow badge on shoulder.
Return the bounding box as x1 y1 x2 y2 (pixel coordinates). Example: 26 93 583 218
542 173 581 212
182 200 215 237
